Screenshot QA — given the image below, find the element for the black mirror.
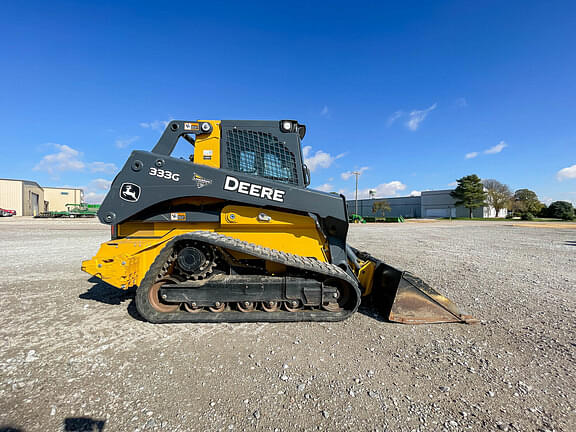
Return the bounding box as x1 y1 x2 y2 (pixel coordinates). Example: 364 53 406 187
303 164 311 186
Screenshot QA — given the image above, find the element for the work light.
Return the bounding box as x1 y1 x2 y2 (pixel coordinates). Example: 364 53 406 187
280 120 293 132
201 122 211 132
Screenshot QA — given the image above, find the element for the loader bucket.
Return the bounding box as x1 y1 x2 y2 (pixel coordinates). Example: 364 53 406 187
372 262 478 324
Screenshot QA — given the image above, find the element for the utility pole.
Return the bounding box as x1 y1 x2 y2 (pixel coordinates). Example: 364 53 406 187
352 171 361 216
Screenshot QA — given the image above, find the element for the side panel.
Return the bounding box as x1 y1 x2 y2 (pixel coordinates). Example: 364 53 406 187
98 151 348 243
83 204 329 289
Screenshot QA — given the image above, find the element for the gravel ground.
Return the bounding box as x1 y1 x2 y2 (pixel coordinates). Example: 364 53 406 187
0 217 574 432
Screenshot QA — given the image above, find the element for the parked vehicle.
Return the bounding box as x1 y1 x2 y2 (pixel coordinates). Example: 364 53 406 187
0 208 16 217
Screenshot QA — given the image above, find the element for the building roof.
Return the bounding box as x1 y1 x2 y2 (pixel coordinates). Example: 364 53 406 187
0 179 84 192
43 186 83 191
0 178 43 189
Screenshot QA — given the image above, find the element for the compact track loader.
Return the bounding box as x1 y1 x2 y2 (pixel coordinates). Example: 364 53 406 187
82 120 476 324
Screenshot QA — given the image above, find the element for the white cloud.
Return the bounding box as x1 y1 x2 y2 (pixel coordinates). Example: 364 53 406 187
341 167 369 181
84 192 106 203
409 190 421 196
89 161 117 174
447 181 458 187
34 143 117 178
65 178 112 204
115 136 139 148
302 146 344 172
406 103 437 131
465 141 508 160
557 164 576 181
484 140 507 154
34 144 85 174
140 119 172 131
83 178 113 204
320 105 330 118
387 111 403 127
360 181 406 198
89 178 112 190
314 183 334 192
343 181 406 199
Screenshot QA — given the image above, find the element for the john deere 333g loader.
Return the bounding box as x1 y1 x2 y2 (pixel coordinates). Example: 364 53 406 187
82 120 476 324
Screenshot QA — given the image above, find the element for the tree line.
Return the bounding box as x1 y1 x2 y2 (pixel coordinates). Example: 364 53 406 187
366 175 574 220
451 174 575 220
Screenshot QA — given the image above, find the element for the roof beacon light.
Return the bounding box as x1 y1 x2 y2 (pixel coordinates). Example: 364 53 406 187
281 120 293 132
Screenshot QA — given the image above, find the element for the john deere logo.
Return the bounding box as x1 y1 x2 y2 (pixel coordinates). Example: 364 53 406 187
119 183 141 202
193 173 212 189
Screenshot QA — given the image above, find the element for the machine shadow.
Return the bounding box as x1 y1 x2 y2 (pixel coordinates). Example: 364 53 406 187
357 303 391 323
0 427 24 432
80 277 146 322
63 417 106 431
80 277 134 305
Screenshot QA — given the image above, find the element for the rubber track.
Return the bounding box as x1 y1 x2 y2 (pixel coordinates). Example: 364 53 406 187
135 231 361 323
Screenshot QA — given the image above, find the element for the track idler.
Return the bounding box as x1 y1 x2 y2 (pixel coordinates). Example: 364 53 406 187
349 247 477 324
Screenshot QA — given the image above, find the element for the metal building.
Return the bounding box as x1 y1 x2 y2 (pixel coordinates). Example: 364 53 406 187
0 179 45 216
350 195 421 218
43 187 84 212
347 189 503 219
420 189 483 218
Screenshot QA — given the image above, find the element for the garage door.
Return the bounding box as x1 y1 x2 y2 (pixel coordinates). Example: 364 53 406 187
31 192 39 216
425 208 449 218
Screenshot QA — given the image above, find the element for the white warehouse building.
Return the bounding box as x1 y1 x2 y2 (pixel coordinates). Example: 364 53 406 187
347 189 507 219
0 178 83 216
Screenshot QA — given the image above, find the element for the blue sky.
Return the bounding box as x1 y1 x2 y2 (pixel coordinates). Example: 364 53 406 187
1 1 575 204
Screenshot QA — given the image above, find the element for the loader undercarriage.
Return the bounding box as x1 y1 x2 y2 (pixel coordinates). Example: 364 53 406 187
134 232 361 323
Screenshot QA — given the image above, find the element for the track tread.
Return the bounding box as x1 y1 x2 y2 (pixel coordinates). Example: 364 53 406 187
135 231 361 323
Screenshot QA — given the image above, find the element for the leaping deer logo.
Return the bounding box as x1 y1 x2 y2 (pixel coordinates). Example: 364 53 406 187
120 183 141 202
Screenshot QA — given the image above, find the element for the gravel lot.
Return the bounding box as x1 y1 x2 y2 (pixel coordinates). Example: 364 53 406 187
0 218 574 432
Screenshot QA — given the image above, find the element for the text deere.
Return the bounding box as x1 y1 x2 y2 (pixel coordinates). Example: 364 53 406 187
223 176 286 203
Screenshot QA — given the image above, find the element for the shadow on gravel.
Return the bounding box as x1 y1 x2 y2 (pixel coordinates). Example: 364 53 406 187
80 277 147 322
358 304 390 322
0 426 24 432
64 417 106 431
80 277 135 305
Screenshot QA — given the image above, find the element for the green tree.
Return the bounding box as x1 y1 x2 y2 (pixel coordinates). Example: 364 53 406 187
547 201 575 220
372 199 391 217
482 179 512 217
513 189 544 217
450 175 487 218
538 204 549 218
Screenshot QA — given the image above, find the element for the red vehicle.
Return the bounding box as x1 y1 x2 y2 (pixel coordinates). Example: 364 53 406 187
0 208 16 217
